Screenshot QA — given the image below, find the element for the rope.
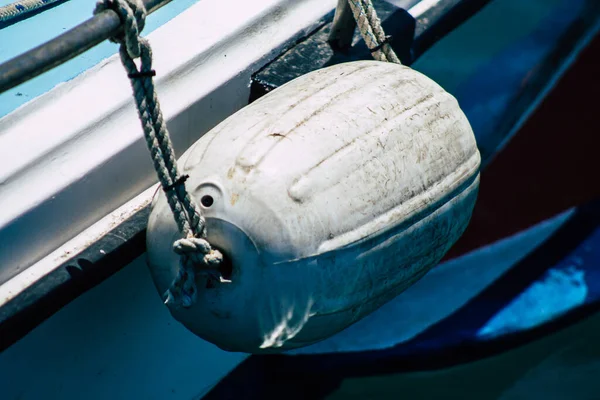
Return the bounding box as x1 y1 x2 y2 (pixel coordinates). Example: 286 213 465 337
0 0 66 23
346 0 401 64
94 0 223 308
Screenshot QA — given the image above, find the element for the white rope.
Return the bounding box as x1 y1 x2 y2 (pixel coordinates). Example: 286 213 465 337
94 0 223 308
0 0 65 23
346 0 401 64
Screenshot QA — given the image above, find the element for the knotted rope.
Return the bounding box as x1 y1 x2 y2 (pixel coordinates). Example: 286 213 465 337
94 0 222 308
346 0 401 64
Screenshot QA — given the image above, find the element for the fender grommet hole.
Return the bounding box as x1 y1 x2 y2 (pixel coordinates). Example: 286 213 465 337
219 252 233 281
201 195 214 208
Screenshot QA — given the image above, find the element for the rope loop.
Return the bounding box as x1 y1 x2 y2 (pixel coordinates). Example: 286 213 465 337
174 237 224 269
95 0 223 309
164 238 224 307
94 0 146 59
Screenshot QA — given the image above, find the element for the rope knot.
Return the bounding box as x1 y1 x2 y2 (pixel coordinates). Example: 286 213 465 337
94 0 147 59
164 237 224 308
173 237 224 269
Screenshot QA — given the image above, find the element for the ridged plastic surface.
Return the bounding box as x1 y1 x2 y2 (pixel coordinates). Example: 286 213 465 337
146 61 480 353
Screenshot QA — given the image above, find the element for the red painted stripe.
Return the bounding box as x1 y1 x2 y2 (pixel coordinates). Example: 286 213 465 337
445 33 600 260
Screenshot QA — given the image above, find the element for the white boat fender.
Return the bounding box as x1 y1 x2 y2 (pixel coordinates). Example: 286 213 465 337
146 60 481 353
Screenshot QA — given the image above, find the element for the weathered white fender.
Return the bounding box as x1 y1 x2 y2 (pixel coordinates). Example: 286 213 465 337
146 60 480 353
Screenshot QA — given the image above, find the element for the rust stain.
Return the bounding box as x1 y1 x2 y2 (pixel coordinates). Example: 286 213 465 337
230 193 239 206
227 167 235 179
